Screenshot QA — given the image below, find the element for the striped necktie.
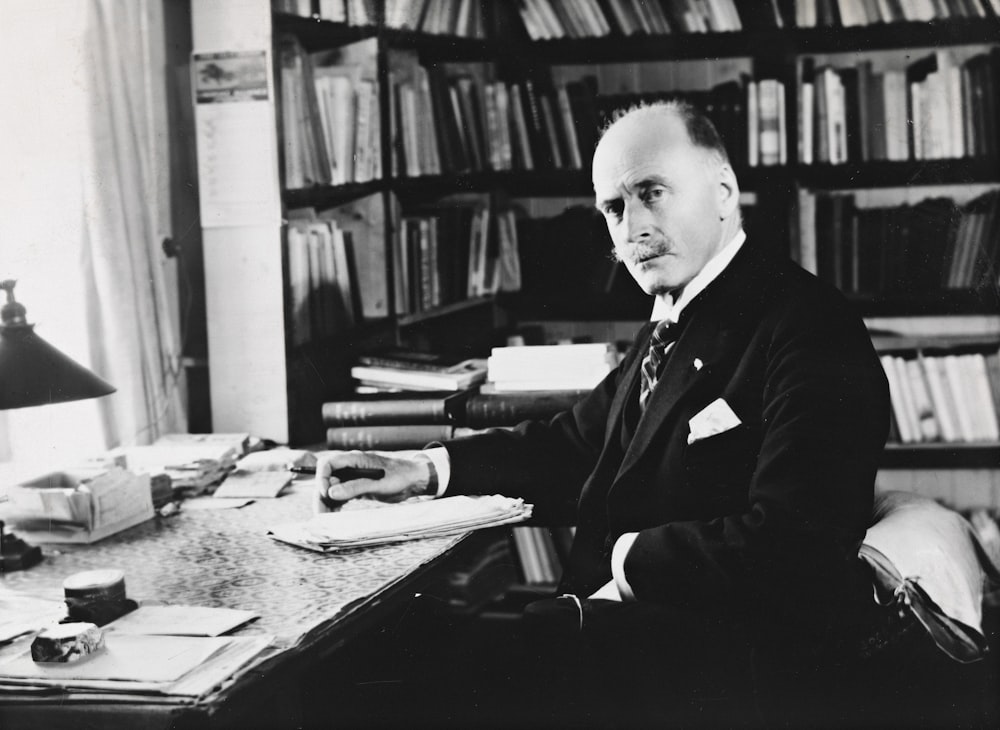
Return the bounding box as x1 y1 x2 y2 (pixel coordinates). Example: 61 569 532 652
639 319 680 410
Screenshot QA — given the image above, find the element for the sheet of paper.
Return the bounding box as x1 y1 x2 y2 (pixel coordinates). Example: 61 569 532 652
103 605 257 637
88 470 153 529
0 635 231 684
236 448 315 472
213 471 291 499
184 497 255 510
0 593 65 644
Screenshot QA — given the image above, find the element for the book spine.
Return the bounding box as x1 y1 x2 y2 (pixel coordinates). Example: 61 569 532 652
463 391 589 428
325 424 456 449
321 398 452 426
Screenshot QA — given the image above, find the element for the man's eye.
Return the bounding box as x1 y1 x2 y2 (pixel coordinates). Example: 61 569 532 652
603 203 623 219
643 187 665 203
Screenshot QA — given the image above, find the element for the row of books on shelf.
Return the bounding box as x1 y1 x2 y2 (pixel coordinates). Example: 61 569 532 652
276 0 490 36
389 59 602 176
800 49 1000 165
795 0 1000 27
516 0 746 39
385 0 490 36
511 526 569 585
881 346 1000 444
274 0 376 25
796 188 1000 295
279 37 382 189
517 0 1000 39
398 202 520 313
285 193 519 345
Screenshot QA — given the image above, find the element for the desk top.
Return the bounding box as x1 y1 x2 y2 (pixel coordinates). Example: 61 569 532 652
0 479 466 712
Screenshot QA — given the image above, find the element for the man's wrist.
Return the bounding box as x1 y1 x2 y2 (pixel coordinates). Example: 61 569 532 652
420 447 451 496
410 452 438 496
421 454 438 496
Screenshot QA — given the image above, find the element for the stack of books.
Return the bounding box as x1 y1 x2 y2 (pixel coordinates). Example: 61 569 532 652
323 368 591 450
486 342 620 392
350 350 488 393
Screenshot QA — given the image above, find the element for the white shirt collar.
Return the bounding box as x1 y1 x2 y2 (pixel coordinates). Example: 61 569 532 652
649 229 746 323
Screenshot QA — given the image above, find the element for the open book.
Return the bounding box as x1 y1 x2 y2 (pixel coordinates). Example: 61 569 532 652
267 495 532 552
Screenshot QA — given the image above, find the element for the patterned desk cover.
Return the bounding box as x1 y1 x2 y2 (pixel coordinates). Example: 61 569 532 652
0 480 466 703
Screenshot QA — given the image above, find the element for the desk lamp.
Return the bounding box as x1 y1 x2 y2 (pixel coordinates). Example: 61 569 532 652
0 279 116 571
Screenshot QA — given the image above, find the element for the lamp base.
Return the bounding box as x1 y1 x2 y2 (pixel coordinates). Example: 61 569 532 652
0 531 42 571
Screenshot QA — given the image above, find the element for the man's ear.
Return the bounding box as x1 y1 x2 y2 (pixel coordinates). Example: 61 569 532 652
717 163 740 218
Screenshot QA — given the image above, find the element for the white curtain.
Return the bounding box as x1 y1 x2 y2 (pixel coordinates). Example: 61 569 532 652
0 0 185 465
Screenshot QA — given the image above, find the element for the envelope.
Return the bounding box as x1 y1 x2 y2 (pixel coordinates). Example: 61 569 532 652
687 398 742 444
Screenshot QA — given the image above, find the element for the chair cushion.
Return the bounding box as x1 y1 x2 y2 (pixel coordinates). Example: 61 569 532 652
859 490 995 662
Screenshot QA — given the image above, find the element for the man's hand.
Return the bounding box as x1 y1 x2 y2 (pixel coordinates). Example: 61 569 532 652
315 449 434 507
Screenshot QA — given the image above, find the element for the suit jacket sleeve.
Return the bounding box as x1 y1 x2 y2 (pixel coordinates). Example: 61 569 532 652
442 329 649 521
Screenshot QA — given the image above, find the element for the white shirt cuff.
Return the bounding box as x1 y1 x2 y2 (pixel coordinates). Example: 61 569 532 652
422 446 451 497
611 532 639 601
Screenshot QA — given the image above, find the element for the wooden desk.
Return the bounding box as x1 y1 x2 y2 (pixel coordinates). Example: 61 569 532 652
0 480 478 729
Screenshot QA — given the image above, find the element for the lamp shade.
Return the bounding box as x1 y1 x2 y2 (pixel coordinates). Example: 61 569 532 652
0 280 115 410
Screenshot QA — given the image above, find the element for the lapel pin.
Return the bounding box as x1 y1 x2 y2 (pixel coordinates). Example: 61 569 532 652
693 358 704 371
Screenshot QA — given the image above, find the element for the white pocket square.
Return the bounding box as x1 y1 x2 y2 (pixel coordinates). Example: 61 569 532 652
687 398 742 445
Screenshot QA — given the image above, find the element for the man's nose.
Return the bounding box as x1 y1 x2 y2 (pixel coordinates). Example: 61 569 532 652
624 202 653 242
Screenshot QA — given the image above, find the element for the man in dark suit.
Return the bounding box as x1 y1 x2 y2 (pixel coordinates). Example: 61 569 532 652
316 101 893 725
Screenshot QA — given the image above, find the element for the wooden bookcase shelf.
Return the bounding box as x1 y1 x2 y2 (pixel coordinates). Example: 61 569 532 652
792 18 1000 54
524 30 763 63
795 158 1000 189
283 180 385 209
882 442 1000 469
521 18 1000 64
397 295 496 327
273 13 377 50
848 290 1000 317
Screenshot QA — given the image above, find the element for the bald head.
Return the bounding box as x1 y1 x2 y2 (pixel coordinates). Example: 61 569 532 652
594 101 731 172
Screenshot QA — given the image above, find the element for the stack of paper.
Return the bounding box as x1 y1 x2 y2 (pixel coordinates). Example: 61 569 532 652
111 439 243 496
267 495 532 552
0 633 271 698
0 601 269 699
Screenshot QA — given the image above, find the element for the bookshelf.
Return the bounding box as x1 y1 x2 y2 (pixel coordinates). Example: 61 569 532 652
191 1 1000 463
